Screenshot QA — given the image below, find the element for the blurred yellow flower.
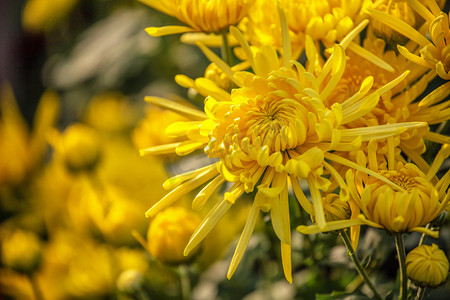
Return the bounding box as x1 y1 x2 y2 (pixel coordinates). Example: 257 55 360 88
325 32 450 157
22 0 79 32
132 106 188 151
84 93 137 133
49 124 102 173
406 244 449 288
147 206 201 264
141 16 426 282
0 228 42 273
140 0 256 36
368 0 450 80
0 83 59 187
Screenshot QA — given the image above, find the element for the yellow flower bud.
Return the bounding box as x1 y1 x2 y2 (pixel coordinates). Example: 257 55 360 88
1 229 42 273
406 244 449 288
321 193 351 222
147 206 201 264
372 1 416 45
360 162 439 233
59 124 101 173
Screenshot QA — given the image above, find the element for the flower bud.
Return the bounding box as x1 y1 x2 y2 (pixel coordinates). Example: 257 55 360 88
59 124 101 173
406 244 449 288
372 1 416 45
360 163 439 233
1 229 42 273
147 206 201 264
320 193 351 222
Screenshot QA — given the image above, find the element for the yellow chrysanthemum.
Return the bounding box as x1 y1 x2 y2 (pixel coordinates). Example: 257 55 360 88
49 124 102 173
140 0 256 36
298 142 450 238
22 0 79 32
147 206 201 264
1 229 42 273
141 14 426 282
239 0 367 57
320 193 351 222
406 244 449 288
368 0 450 80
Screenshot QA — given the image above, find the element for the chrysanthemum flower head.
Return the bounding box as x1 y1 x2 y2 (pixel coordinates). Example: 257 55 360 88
1 228 42 273
49 124 102 173
147 206 201 264
22 0 79 32
140 0 256 36
406 243 449 288
239 0 366 57
141 12 426 282
298 142 450 239
320 193 351 222
356 161 440 233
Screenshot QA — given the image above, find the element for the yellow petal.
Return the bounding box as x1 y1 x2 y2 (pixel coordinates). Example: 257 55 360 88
227 204 260 279
145 25 196 37
184 200 233 255
145 96 207 120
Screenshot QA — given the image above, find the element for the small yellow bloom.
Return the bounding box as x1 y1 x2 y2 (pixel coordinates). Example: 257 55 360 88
50 124 102 173
84 93 137 133
1 229 42 273
320 193 351 222
406 244 449 288
140 0 256 36
22 0 79 32
147 206 201 264
357 162 439 233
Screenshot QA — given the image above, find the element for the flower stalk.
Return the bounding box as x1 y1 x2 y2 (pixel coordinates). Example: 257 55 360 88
395 234 408 300
179 264 191 300
28 272 44 300
221 30 233 69
414 287 426 300
340 230 384 300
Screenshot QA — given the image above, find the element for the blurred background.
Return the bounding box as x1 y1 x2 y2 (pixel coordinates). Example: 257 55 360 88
0 1 449 299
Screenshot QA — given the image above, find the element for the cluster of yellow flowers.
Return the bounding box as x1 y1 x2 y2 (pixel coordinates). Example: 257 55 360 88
140 0 450 296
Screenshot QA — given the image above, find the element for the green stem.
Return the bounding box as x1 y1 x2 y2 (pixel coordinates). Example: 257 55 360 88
179 264 191 300
414 287 426 300
395 234 408 300
221 30 233 67
28 273 44 300
418 223 430 247
340 230 384 300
